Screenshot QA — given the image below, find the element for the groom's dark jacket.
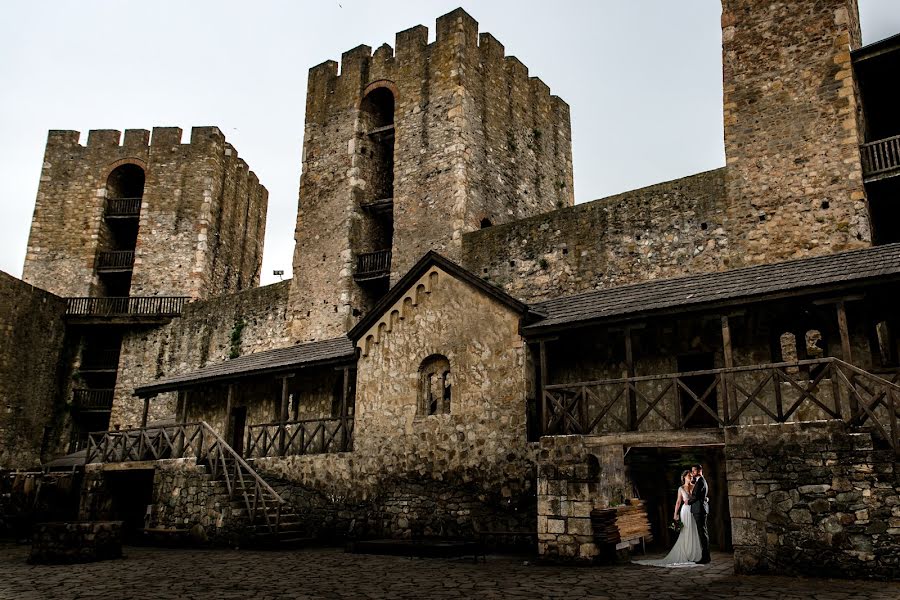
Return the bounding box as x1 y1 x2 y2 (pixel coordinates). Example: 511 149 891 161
688 475 709 515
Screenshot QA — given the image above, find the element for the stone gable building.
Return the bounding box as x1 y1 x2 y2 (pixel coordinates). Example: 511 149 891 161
2 1 900 580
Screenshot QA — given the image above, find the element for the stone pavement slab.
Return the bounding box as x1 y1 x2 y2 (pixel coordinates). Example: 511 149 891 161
0 545 896 600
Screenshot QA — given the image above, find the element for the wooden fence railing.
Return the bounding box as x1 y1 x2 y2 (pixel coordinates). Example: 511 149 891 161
96 250 135 271
72 388 114 411
543 358 900 454
66 296 188 317
245 418 354 459
105 197 142 217
85 422 285 532
355 250 392 279
860 134 900 178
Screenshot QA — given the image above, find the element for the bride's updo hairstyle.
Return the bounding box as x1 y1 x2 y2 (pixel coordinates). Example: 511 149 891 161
681 470 692 484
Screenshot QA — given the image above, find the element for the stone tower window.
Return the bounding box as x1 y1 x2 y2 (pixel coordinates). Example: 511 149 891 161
419 354 451 416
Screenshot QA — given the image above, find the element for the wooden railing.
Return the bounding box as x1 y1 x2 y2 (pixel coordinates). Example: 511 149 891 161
85 422 286 532
543 358 900 454
96 250 135 271
860 134 900 178
245 418 354 459
72 388 114 411
79 348 121 371
66 296 188 317
355 250 392 279
105 197 142 217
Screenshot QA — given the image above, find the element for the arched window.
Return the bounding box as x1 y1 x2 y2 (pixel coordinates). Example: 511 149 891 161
106 164 145 201
419 354 451 416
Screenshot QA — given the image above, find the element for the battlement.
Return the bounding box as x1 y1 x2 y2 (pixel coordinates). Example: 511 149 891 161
305 7 561 108
46 126 228 151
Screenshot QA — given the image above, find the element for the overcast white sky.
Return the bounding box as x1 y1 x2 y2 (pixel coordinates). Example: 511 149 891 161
1 1 898 286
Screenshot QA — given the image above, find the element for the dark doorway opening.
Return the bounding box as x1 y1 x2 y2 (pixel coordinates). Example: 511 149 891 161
677 353 719 428
867 176 900 246
103 469 155 540
231 406 247 456
625 445 731 554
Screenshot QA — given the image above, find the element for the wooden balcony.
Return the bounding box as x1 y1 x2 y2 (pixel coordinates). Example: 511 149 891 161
245 418 354 458
105 197 142 218
96 250 135 273
367 124 395 140
65 296 189 325
72 388 114 412
354 250 392 282
860 134 900 181
542 358 899 455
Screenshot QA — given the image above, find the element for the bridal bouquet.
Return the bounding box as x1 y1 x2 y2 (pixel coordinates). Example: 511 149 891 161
668 519 683 533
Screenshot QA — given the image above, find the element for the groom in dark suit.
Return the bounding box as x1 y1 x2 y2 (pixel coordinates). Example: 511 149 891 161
688 463 711 564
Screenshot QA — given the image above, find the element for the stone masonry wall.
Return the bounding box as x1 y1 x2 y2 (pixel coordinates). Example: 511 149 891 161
461 169 726 303
721 0 870 266
726 420 900 580
258 265 538 538
0 271 70 469
22 126 267 300
289 8 573 342
110 280 291 430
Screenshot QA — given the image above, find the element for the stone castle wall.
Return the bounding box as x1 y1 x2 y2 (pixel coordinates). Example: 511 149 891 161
22 127 267 300
110 280 291 430
721 0 870 266
289 8 573 342
0 271 70 469
726 420 900 580
462 169 726 303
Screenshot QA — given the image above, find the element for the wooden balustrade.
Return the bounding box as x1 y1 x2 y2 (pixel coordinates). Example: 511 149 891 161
72 389 114 411
85 422 286 533
96 250 135 272
355 250 392 280
245 418 354 458
66 296 188 317
105 197 142 217
860 134 900 179
542 358 900 454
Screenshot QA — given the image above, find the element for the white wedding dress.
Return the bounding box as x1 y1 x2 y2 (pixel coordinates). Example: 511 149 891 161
634 487 702 568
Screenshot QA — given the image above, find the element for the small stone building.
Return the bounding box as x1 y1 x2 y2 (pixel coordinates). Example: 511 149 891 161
2 1 900 581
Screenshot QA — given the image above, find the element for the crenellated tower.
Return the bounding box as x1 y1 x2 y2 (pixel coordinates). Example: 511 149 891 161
23 126 268 301
289 8 574 342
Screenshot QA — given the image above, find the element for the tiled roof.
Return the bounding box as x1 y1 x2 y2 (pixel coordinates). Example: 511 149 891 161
524 244 900 334
135 336 356 396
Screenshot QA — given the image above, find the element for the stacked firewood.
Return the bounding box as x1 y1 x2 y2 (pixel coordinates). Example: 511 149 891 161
590 499 652 545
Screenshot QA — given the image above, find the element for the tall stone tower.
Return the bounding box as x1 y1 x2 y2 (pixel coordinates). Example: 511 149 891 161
23 126 268 300
721 0 870 266
289 8 574 342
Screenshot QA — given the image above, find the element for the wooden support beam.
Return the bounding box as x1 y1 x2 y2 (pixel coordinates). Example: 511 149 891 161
140 396 152 428
624 327 637 431
179 390 190 424
278 375 292 456
340 367 351 450
836 301 858 416
539 340 549 435
225 384 234 442
721 315 735 422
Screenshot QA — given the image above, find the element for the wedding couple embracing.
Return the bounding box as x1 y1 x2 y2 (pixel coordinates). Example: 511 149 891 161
636 463 712 567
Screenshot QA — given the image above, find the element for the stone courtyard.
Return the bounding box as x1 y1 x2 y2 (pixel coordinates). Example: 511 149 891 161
1 545 897 600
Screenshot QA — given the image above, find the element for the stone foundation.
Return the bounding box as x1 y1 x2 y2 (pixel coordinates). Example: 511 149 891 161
726 420 900 580
29 521 122 564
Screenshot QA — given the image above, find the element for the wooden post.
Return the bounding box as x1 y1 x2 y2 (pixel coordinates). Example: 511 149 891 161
721 315 734 423
140 396 151 428
340 367 350 450
179 390 190 423
278 375 291 456
836 301 858 416
624 328 637 431
225 384 234 443
539 340 549 435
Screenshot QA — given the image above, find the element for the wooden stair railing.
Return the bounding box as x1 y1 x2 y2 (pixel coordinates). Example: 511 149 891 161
85 421 286 533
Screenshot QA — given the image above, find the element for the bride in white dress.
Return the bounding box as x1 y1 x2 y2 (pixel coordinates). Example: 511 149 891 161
635 470 703 567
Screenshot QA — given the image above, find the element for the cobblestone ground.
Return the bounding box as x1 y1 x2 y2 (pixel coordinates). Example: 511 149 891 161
1 544 898 600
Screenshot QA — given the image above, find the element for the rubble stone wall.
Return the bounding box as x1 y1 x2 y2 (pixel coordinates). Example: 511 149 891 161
721 0 870 266
110 280 291 430
0 271 70 469
726 420 900 580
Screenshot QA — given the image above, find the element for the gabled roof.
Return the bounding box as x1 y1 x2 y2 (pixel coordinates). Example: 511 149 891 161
523 243 900 335
348 251 544 341
135 336 356 397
